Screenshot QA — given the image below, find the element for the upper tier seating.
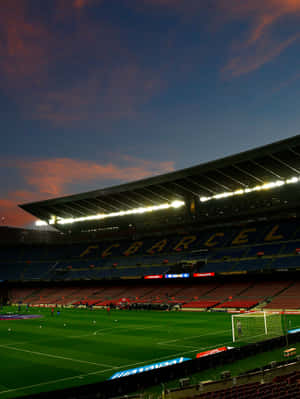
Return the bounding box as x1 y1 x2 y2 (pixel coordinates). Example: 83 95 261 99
3 219 300 282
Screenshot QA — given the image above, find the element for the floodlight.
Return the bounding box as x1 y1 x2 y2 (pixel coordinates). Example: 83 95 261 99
171 200 185 208
35 220 48 226
287 177 298 184
48 199 185 225
199 176 299 204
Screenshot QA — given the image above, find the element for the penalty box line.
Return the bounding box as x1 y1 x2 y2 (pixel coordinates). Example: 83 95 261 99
157 328 232 345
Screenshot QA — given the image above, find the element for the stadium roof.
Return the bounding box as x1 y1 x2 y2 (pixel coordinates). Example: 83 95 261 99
20 135 300 223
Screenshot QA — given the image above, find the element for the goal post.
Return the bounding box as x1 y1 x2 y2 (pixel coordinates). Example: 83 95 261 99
232 311 284 343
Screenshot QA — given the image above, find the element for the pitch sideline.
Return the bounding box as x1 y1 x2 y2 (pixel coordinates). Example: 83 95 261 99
0 339 236 397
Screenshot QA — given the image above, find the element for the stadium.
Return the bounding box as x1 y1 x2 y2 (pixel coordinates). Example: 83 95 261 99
2 135 300 398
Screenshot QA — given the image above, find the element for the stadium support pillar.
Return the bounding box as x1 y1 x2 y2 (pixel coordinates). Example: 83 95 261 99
185 196 200 221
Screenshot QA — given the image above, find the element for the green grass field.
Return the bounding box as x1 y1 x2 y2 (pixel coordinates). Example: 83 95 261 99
0 307 300 399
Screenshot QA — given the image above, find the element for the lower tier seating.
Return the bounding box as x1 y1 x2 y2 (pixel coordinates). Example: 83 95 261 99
214 300 258 309
182 300 220 309
9 279 297 309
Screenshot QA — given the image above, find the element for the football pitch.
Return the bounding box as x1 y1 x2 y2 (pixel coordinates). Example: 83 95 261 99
0 307 299 399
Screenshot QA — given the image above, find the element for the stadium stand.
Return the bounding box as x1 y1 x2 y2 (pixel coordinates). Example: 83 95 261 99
187 378 300 399
180 370 300 399
182 300 220 309
3 136 300 399
3 219 300 285
8 278 299 310
214 299 259 309
265 281 300 309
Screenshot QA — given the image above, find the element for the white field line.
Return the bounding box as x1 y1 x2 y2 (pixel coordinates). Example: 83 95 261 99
129 324 163 332
93 328 112 336
0 370 112 396
92 324 162 336
0 383 10 392
157 328 232 345
70 323 163 338
0 339 236 397
158 343 199 349
0 322 236 396
0 344 113 368
69 327 115 338
0 323 165 374
236 332 276 342
1 324 163 346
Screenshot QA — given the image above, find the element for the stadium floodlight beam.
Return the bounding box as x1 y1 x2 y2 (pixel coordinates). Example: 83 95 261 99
34 200 185 226
35 220 48 226
34 176 300 226
200 177 298 203
171 200 185 208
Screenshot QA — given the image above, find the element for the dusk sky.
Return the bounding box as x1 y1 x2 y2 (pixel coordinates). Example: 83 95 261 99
1 0 300 227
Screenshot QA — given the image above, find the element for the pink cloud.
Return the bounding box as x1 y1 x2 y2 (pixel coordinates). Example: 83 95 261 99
72 0 99 8
127 0 300 77
0 191 49 227
0 156 175 227
17 157 174 196
0 1 165 124
0 1 53 90
222 33 300 77
0 198 34 227
0 0 98 90
218 0 300 77
55 0 103 20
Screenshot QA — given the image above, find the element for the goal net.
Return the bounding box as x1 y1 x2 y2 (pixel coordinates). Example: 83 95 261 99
232 312 284 343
